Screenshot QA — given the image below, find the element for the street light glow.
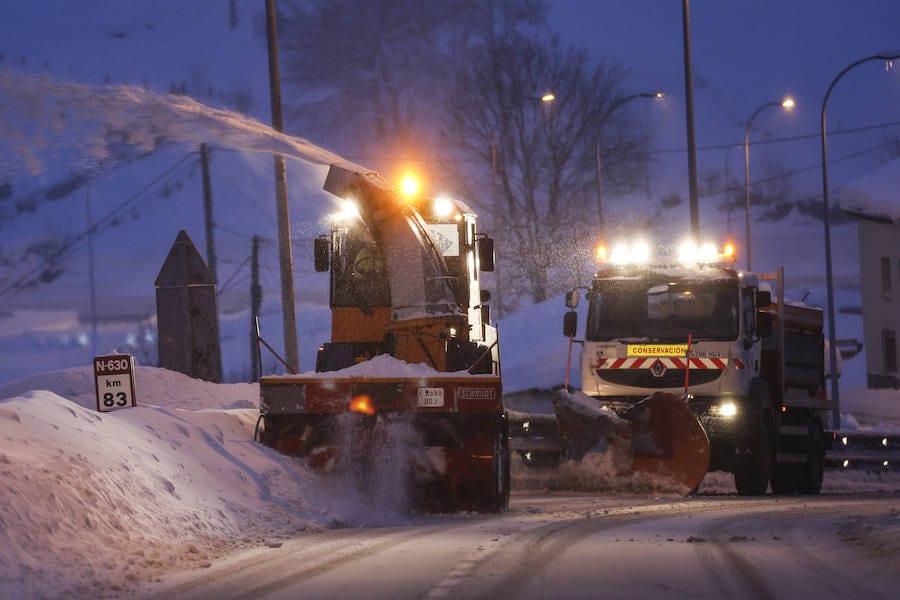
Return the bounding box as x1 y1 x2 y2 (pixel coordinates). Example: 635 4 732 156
400 174 420 197
541 92 555 103
743 97 795 271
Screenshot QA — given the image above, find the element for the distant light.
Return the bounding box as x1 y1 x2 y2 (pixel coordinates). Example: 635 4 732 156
678 241 699 264
719 401 737 418
882 437 888 447
781 97 795 109
596 245 608 262
842 459 850 468
541 92 555 103
400 175 420 197
655 91 665 99
699 242 718 262
841 436 849 447
610 243 630 265
330 199 360 222
884 460 890 468
632 241 651 264
723 243 736 258
433 197 454 217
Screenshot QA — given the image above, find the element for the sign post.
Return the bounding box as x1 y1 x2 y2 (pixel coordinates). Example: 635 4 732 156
93 354 137 412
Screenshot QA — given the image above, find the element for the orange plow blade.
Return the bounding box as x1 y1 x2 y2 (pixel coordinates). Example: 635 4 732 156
623 392 710 491
553 391 710 492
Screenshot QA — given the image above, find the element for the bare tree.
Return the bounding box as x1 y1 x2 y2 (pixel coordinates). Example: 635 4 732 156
278 0 545 170
441 33 653 306
278 1 653 307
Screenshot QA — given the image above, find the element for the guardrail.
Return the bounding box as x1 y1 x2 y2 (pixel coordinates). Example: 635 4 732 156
826 431 900 472
508 410 900 473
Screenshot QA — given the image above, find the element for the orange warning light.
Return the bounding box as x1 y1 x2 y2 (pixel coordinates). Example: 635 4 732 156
348 394 375 415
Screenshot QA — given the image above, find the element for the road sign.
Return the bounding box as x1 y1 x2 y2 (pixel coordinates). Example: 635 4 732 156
93 354 137 412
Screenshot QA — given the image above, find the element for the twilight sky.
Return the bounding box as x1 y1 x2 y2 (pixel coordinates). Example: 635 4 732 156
549 0 900 232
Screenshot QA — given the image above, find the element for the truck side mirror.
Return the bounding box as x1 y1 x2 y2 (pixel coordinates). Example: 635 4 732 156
563 310 578 338
481 289 492 303
757 311 773 337
477 237 495 272
314 236 330 272
756 290 771 308
565 289 580 309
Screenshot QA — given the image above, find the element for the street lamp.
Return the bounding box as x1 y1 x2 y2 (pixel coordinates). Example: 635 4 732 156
742 97 794 271
820 52 900 426
595 91 664 230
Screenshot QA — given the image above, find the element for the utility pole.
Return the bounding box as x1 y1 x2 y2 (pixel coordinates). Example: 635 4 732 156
265 0 299 372
200 143 217 283
682 0 700 239
85 187 98 359
250 235 263 381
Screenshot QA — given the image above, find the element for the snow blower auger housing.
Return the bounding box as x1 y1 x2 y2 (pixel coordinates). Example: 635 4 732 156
258 165 509 513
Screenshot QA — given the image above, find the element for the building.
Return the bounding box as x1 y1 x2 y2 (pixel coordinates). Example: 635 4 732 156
842 158 900 389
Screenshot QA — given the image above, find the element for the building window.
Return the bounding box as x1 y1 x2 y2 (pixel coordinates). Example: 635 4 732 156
883 329 898 373
881 256 892 299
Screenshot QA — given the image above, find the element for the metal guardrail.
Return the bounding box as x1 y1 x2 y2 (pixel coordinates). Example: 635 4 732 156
826 431 900 472
508 411 900 473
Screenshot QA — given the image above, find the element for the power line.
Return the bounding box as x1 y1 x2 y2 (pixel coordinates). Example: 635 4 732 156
653 119 900 156
0 152 196 303
700 139 896 199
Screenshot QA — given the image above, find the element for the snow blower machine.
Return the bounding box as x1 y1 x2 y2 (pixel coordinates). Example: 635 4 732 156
257 165 509 512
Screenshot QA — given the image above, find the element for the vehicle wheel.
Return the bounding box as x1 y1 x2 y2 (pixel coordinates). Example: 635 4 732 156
797 423 825 495
734 419 773 496
488 428 511 512
770 463 799 495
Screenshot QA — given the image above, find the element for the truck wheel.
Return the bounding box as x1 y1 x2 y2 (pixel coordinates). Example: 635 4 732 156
734 419 773 496
797 423 825 495
770 463 799 495
487 429 510 512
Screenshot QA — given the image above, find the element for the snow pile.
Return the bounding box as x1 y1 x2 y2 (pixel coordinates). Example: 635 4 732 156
0 366 380 600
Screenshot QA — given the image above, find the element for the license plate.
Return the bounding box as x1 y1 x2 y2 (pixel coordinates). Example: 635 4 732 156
417 387 444 407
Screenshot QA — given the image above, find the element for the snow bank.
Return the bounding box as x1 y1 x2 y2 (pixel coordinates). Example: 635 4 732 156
0 366 377 600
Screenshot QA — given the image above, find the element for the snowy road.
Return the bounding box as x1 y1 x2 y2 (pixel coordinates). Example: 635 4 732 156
139 493 899 600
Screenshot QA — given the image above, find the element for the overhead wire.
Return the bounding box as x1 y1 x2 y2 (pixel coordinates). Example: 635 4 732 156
0 151 196 303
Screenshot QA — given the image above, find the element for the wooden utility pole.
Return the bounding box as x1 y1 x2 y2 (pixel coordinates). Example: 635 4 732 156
682 0 700 239
250 235 263 381
200 143 217 283
265 0 299 372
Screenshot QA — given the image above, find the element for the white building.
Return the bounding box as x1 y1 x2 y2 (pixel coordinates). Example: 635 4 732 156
842 158 900 389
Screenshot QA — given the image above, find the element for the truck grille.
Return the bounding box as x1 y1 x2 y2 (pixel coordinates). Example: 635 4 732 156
597 369 723 388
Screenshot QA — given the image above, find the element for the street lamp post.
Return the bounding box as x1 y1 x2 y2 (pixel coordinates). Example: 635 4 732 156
743 97 794 271
595 91 664 230
820 52 900 427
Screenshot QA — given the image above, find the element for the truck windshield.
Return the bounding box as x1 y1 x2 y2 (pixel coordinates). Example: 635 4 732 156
586 277 739 342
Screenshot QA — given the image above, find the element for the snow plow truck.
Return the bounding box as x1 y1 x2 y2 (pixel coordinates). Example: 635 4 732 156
257 165 509 512
551 239 832 494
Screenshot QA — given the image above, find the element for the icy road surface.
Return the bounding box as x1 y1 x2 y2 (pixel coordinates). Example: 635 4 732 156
139 493 899 600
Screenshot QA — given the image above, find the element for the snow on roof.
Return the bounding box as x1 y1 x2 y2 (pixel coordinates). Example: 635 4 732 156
840 156 900 223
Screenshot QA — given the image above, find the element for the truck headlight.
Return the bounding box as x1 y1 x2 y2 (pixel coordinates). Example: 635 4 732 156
718 401 737 418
